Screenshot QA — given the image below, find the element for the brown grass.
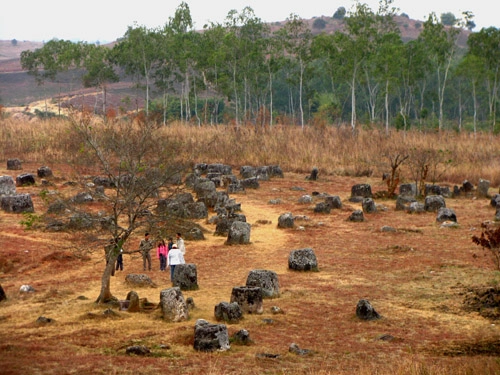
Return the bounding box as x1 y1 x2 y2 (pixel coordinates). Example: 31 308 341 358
1 118 500 374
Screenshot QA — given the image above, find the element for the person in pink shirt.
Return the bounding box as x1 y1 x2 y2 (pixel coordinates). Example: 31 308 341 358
157 239 168 272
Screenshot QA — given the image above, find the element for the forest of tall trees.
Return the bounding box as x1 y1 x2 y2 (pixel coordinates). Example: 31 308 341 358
19 1 500 133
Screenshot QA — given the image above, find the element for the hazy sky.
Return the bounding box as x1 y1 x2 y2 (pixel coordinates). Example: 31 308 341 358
0 0 497 43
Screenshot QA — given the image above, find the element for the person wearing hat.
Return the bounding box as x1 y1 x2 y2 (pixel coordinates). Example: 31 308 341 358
167 243 185 282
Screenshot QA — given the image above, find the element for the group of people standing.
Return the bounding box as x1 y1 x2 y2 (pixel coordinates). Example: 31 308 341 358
139 232 186 281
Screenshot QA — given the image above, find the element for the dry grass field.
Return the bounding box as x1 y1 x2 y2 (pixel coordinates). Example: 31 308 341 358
1 119 500 374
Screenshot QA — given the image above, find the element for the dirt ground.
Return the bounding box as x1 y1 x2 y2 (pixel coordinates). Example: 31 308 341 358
1 162 500 374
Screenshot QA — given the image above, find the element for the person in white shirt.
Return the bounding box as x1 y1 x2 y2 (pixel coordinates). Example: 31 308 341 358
167 243 185 282
176 232 186 255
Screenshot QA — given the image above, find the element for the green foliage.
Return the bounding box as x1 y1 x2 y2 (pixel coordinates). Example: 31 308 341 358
312 18 327 30
11 39 17 46
333 7 346 20
440 12 457 26
19 212 42 230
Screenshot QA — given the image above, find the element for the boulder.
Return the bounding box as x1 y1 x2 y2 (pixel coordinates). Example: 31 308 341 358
478 179 491 198
425 184 442 196
125 274 156 288
125 291 141 312
230 286 263 314
298 195 312 204
399 183 417 197
288 248 318 271
348 210 364 222
245 269 280 298
16 173 35 186
325 195 342 209
20 285 35 293
362 198 377 213
491 194 500 208
436 207 457 223
232 329 252 345
0 176 16 196
356 299 381 320
7 158 22 170
126 345 150 356
37 166 53 178
424 195 446 212
1 194 34 213
350 184 372 201
306 167 319 181
313 202 331 213
159 287 189 322
193 319 230 352
240 166 256 179
194 180 218 208
277 212 294 228
214 302 243 323
408 202 425 213
396 195 416 211
226 221 251 245
241 177 260 189
462 180 474 193
172 263 199 291
72 192 93 204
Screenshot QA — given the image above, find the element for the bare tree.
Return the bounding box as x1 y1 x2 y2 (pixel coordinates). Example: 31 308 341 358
68 112 187 303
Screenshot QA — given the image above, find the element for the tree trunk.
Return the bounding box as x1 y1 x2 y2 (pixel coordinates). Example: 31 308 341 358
95 248 118 304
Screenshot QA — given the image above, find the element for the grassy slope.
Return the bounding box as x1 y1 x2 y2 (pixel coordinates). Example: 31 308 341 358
0 159 499 374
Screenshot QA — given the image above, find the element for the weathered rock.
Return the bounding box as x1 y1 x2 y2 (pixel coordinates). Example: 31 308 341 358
16 173 35 186
125 291 140 312
491 194 500 208
230 286 263 314
36 316 55 324
194 180 218 208
126 345 150 356
313 202 330 213
478 179 491 198
232 329 252 345
306 167 319 181
362 198 377 213
0 176 16 196
72 192 93 204
289 343 312 356
348 210 364 222
399 183 417 197
186 297 195 310
462 180 474 193
277 212 294 228
245 269 280 298
396 195 417 211
214 302 243 323
125 274 156 288
37 166 53 178
381 225 397 232
350 184 372 201
173 263 199 291
226 221 251 245
185 202 208 219
424 184 441 196
241 177 260 189
207 163 232 176
240 166 256 179
356 299 381 320
408 202 425 213
7 158 22 170
160 287 189 322
436 207 457 223
67 213 94 230
288 248 318 271
1 194 34 213
186 227 205 241
20 285 35 293
298 195 312 204
424 195 446 212
193 319 230 352
268 165 284 178
325 195 342 209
